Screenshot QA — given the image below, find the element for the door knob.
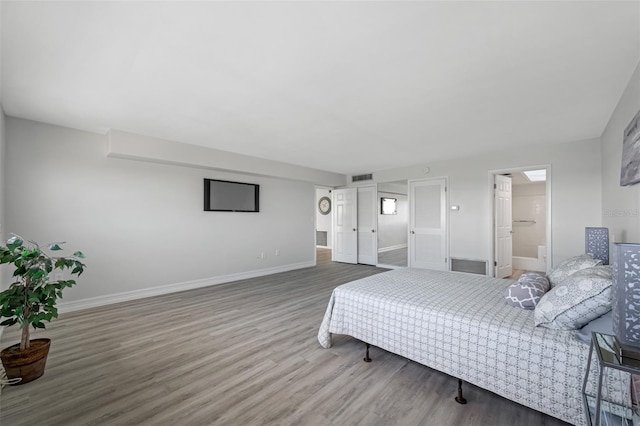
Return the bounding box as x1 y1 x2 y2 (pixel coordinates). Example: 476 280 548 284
411 230 415 234
353 228 356 231
371 229 375 233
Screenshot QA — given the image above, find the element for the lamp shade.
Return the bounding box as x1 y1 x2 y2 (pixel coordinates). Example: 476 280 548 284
585 227 609 265
611 243 640 351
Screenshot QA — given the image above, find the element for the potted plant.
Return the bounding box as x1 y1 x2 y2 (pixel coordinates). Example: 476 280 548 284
0 235 85 384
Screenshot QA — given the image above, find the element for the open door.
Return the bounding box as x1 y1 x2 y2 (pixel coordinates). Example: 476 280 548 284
332 188 358 264
409 178 448 270
494 174 513 278
357 186 377 265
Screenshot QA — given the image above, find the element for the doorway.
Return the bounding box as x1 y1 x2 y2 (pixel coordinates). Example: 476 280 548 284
315 187 334 267
315 187 333 249
490 166 551 278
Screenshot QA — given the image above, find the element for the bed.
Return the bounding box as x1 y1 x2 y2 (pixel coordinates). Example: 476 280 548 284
317 267 630 425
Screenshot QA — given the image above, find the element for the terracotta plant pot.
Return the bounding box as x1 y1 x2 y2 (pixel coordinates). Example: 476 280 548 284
0 338 51 385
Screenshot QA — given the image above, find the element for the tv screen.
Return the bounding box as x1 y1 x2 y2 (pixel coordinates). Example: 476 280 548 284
204 179 260 212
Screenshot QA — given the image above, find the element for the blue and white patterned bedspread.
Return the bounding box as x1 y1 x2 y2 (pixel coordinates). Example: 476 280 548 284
318 268 629 426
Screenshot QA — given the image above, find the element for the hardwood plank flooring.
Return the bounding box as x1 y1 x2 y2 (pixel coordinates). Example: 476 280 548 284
0 249 569 425
377 248 408 267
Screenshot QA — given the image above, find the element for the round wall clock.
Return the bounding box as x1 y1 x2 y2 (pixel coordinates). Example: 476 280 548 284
318 196 331 215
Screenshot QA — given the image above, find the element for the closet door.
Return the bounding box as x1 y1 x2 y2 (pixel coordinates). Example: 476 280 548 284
332 188 358 264
409 178 448 270
357 186 377 265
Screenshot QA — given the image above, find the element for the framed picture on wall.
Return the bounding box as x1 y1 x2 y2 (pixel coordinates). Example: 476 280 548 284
621 109 640 186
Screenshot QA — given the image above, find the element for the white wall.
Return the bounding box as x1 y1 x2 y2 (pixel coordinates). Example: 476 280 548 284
601 62 640 243
0 1 4 339
5 117 317 310
359 138 603 267
0 110 8 300
512 182 546 258
0 109 5 249
0 0 5 251
315 188 332 248
378 191 408 251
109 130 346 187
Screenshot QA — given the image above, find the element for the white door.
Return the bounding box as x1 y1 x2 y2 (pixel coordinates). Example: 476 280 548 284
332 188 358 264
409 178 448 270
494 174 513 278
357 186 377 265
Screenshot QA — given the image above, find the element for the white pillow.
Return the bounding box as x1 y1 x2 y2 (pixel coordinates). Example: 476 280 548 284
535 266 612 330
547 254 603 287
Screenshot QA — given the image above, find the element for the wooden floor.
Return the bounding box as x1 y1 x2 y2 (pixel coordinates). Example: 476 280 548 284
0 249 569 425
377 248 408 267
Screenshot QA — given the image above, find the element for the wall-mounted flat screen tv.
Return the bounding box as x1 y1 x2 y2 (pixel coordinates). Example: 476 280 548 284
204 179 260 212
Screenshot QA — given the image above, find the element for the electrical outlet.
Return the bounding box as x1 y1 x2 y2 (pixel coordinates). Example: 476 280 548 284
260 252 266 259
275 249 280 256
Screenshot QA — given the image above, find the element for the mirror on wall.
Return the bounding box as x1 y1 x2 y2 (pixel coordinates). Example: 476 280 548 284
377 181 408 268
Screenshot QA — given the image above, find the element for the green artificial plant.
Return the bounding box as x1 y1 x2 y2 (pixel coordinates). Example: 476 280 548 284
0 235 85 351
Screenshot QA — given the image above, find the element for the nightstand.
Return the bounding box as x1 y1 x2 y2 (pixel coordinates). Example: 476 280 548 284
582 332 640 426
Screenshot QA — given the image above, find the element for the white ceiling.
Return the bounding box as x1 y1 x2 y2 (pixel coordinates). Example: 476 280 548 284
2 1 639 175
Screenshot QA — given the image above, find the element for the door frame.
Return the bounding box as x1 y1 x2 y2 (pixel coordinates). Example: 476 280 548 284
488 165 553 277
408 176 450 270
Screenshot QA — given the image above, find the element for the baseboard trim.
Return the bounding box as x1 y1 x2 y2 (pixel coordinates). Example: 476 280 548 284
378 244 408 253
58 261 316 313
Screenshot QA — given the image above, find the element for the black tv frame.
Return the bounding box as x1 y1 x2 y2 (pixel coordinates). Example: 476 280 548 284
203 178 260 212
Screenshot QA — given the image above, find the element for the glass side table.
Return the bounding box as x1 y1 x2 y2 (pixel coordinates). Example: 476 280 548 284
582 332 640 426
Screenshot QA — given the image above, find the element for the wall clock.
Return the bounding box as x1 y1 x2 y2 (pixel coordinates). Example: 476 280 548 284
318 196 331 215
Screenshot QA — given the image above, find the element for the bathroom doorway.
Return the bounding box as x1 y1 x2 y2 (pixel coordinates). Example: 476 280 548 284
511 170 548 273
490 166 551 278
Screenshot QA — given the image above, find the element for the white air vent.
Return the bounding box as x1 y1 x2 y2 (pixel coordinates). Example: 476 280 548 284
352 173 373 182
316 231 328 247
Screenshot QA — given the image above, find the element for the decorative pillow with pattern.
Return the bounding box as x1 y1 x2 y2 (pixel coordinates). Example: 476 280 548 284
547 254 603 287
504 272 550 309
535 266 612 330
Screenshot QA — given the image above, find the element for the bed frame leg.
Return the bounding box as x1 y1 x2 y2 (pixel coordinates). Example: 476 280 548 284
363 343 372 362
455 378 467 404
